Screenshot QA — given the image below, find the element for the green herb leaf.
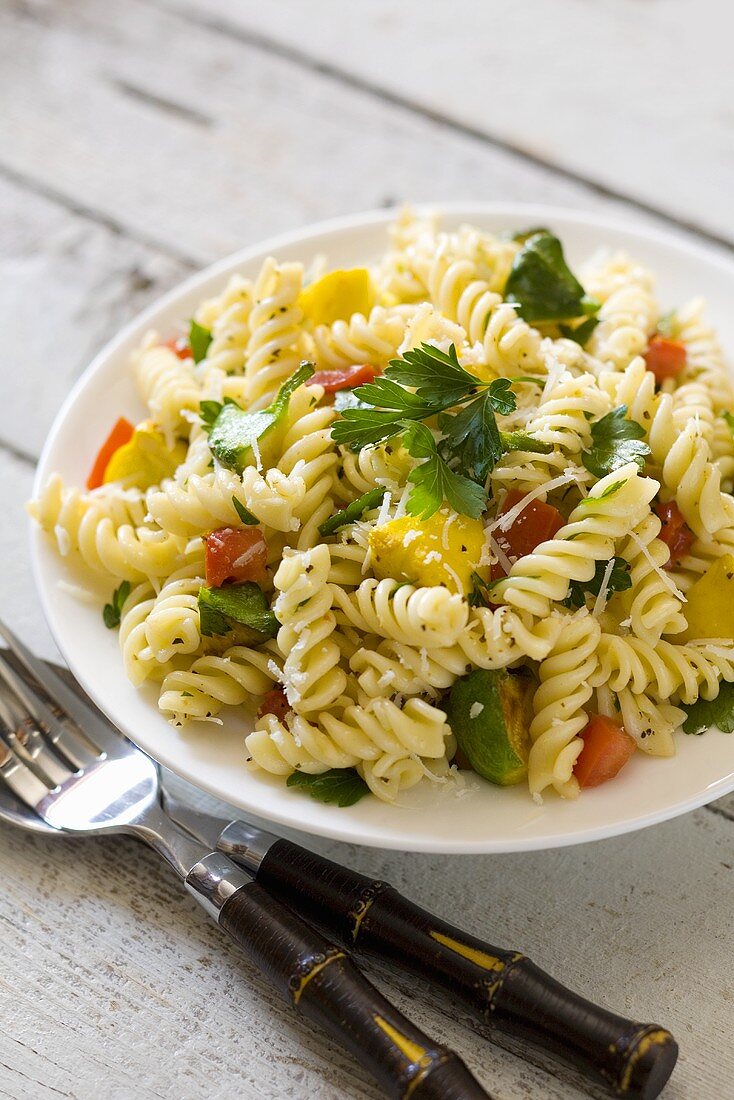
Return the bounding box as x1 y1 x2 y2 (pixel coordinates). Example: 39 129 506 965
232 497 259 525
200 399 225 433
385 343 480 406
318 487 387 536
505 231 599 324
582 406 651 479
189 320 213 363
722 411 734 439
402 421 487 520
102 581 131 629
486 377 517 415
559 316 600 346
331 407 408 451
682 681 734 735
198 583 278 639
563 557 632 609
468 571 504 608
682 680 734 735
438 393 503 485
286 767 370 807
355 374 444 415
209 362 314 472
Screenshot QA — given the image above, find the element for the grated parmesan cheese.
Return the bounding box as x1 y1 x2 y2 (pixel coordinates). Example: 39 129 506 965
627 531 687 602
441 511 457 551
469 702 484 719
591 558 616 618
402 529 421 547
488 469 579 535
251 437 263 473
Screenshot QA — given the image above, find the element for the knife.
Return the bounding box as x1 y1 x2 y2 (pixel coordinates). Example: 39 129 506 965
165 797 677 1100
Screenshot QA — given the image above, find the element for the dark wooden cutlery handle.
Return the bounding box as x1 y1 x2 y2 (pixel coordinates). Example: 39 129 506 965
256 840 677 1100
220 880 491 1099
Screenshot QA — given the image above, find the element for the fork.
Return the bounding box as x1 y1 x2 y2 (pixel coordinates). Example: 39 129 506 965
0 630 680 1100
0 625 489 1100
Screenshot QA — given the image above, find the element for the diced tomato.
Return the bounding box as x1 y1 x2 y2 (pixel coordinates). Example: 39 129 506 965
644 335 687 383
205 527 268 588
490 490 566 579
311 363 380 392
574 716 636 788
257 687 290 722
86 417 135 490
162 336 192 360
655 500 695 568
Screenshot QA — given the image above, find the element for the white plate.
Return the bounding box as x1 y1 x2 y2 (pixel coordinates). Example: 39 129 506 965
31 203 734 853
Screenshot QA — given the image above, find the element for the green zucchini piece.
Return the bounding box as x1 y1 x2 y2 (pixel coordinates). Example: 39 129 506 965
446 668 534 786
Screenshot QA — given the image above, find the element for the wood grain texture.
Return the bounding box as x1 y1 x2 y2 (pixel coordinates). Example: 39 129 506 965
161 0 734 245
1 1 734 1097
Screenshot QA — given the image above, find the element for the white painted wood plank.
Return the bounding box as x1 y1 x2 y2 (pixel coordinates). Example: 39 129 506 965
0 174 189 461
0 0 699 277
167 0 734 244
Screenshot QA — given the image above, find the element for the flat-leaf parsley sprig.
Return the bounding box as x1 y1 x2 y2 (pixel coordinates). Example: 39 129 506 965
331 343 550 519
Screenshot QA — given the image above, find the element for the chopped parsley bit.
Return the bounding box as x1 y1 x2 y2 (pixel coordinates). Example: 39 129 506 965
504 231 600 324
286 767 370 807
563 557 632 609
102 581 131 629
582 406 651 479
232 497 259 525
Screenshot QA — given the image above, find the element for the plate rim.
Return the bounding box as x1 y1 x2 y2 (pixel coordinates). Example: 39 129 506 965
29 201 734 853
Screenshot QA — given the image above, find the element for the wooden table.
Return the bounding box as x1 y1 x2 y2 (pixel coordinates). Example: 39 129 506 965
1 3 732 1097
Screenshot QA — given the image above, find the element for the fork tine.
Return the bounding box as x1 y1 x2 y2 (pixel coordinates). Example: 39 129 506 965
0 620 121 756
0 648 100 770
0 724 55 809
0 687 72 787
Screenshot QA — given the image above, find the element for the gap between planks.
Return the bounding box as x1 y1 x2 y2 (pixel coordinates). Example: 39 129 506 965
144 0 734 255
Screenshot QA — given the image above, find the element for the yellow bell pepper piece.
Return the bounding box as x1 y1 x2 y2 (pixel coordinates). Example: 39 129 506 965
368 509 486 595
299 268 374 326
103 420 187 491
679 554 734 641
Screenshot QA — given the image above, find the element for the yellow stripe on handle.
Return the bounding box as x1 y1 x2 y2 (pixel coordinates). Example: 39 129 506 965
373 1015 433 1069
291 949 346 1005
429 930 520 974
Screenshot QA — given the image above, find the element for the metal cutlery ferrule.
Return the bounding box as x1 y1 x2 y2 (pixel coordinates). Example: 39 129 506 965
185 851 251 919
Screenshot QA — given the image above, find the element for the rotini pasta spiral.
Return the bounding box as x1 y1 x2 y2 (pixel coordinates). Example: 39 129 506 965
133 335 202 446
330 578 469 649
243 258 308 409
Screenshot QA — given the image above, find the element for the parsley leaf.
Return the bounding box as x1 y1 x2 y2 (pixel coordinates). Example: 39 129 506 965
232 497 258 525
582 406 651 479
402 422 486 520
102 581 131 629
559 315 600 346
189 320 213 363
563 557 632 609
286 767 370 807
200 399 225 433
505 231 600 324
468 571 503 608
682 681 734 735
318 487 387 536
722 411 734 439
438 393 503 485
510 225 551 244
198 583 279 639
331 406 408 450
385 343 480 406
355 375 444 416
209 362 314 472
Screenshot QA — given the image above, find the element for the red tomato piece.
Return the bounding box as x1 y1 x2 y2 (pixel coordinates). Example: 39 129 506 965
644 335 687 382
655 500 695 568
86 417 135 490
311 363 380 392
490 489 566 579
574 716 636 788
257 687 290 722
205 527 268 588
162 336 192 360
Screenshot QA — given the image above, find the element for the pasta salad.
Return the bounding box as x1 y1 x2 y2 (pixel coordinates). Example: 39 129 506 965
29 210 734 806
